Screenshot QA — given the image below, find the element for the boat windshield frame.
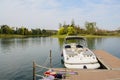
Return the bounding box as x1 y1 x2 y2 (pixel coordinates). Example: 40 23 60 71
64 36 87 47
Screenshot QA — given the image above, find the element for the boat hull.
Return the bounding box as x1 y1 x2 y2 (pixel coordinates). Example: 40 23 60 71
62 36 101 69
64 62 100 69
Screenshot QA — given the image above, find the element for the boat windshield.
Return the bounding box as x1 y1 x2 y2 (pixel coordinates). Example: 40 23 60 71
65 37 87 47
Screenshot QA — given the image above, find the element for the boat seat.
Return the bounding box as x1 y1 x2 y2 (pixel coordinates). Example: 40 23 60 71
76 44 83 48
65 45 71 48
76 48 83 53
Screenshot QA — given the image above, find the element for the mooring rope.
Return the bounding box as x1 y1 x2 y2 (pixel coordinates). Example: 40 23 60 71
36 64 50 69
42 55 50 67
35 74 45 78
35 54 51 73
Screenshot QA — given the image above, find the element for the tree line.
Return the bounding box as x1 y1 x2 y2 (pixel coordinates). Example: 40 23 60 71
58 20 120 36
0 21 120 36
0 25 56 36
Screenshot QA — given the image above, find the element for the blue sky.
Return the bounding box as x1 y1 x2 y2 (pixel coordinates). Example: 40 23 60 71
0 0 120 30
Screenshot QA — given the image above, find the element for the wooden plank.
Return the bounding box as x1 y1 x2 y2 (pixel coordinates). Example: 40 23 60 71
52 69 120 80
94 50 120 70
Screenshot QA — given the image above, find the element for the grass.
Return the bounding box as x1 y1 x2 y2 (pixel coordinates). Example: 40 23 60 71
51 34 67 38
51 34 120 38
0 34 25 38
0 34 49 38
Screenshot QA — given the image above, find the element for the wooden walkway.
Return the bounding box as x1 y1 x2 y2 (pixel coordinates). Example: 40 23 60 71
94 50 120 70
53 50 120 80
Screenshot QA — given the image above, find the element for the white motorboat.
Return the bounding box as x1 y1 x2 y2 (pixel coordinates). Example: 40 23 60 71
62 36 100 69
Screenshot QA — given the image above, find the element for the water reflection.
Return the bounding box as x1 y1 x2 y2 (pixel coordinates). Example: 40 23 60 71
0 38 15 47
58 38 64 49
15 38 29 48
30 37 42 45
0 38 16 54
86 38 96 49
86 38 103 50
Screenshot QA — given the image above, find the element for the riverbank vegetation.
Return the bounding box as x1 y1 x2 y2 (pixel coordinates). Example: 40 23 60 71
57 20 120 37
0 20 120 38
0 25 57 38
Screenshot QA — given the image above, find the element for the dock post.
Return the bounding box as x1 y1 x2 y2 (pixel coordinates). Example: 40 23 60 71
50 50 52 68
33 61 36 80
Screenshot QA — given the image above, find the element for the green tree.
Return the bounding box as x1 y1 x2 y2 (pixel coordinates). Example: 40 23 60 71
0 28 1 33
58 27 66 35
31 28 41 35
67 26 76 35
117 27 120 33
71 19 75 27
42 29 46 34
10 27 15 34
85 22 96 34
31 29 36 35
0 25 14 34
24 28 29 35
16 27 25 35
21 27 25 35
37 28 42 35
75 26 81 34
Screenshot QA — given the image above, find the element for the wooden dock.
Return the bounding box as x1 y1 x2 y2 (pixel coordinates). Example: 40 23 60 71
53 50 120 80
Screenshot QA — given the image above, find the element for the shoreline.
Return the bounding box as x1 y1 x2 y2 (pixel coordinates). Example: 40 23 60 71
51 34 120 38
0 34 120 38
0 34 49 38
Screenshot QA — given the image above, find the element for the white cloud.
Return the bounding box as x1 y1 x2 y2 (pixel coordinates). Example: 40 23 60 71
0 0 120 30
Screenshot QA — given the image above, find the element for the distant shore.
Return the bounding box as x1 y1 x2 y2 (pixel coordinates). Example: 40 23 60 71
0 34 120 38
0 34 49 38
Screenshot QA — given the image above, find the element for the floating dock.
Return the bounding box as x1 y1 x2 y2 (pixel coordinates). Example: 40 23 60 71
53 50 120 80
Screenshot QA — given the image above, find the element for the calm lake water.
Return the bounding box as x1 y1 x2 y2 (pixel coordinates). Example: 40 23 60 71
0 37 120 80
